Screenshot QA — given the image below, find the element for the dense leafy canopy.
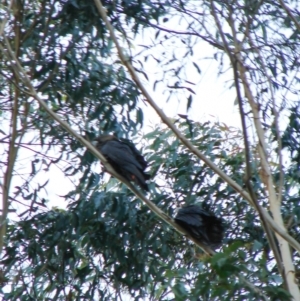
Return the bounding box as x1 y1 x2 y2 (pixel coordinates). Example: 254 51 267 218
0 119 294 300
1 0 300 300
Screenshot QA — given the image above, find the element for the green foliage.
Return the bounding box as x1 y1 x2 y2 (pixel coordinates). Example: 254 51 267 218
281 106 300 270
1 0 168 229
1 119 293 300
1 0 300 300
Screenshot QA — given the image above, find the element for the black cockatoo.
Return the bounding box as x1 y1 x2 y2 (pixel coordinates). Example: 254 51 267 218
94 135 150 191
174 205 224 249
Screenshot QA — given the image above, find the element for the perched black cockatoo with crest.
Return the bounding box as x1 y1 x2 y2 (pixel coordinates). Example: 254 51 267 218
94 135 150 191
174 205 224 249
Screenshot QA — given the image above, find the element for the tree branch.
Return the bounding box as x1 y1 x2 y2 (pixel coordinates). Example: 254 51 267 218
232 57 286 286
92 0 300 256
0 88 18 255
278 0 300 32
0 0 14 38
1 34 215 256
127 14 225 50
91 0 294 297
211 2 299 298
223 7 286 286
0 0 24 255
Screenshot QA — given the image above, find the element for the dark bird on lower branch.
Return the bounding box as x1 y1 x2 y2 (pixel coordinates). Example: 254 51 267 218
174 205 224 249
94 135 150 191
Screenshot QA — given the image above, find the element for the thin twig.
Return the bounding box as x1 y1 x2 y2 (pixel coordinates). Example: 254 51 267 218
246 32 285 205
0 0 14 38
127 14 225 50
239 275 268 301
278 0 300 32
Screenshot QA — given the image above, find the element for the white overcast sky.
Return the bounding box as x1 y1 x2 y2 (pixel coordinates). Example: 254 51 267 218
4 13 240 214
45 32 239 209
133 13 241 128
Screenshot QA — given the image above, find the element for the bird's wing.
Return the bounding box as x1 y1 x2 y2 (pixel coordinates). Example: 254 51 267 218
100 140 144 170
175 213 204 227
175 206 212 226
175 206 224 248
178 206 211 216
119 138 148 169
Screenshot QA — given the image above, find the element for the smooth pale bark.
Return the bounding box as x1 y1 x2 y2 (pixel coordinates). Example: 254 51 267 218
238 55 300 301
93 0 300 299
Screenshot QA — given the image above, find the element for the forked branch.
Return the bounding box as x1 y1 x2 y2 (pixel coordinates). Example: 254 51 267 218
210 1 299 298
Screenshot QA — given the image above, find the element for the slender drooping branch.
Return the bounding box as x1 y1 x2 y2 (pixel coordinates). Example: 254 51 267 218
92 0 300 255
124 14 225 50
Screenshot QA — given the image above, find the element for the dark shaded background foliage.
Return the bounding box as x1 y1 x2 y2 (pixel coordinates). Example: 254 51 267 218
1 0 300 300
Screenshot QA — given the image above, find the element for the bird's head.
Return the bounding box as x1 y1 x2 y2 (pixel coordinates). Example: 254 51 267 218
93 135 117 146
